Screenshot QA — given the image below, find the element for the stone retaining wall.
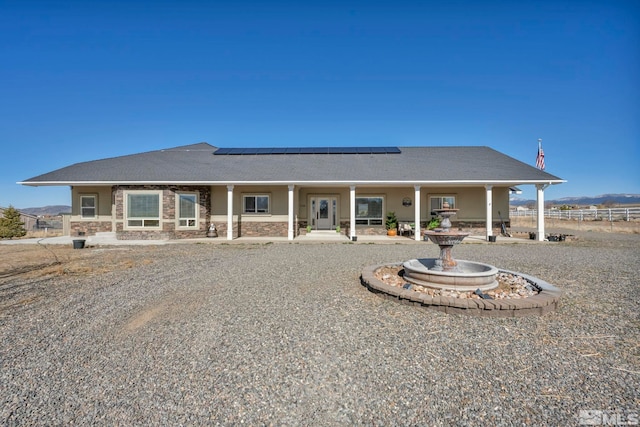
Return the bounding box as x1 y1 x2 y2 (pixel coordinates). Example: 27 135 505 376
360 263 562 317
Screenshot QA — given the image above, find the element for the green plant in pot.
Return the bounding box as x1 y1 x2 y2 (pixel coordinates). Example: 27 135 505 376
427 217 441 230
386 211 398 236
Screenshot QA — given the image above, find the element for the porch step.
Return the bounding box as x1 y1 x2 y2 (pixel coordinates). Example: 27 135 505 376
300 230 348 241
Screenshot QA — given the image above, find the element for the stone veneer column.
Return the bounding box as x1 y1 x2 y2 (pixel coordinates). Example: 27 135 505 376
288 184 294 241
349 185 356 241
485 184 493 241
227 185 234 240
414 185 421 241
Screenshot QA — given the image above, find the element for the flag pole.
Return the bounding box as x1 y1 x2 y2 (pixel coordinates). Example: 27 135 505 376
536 138 545 170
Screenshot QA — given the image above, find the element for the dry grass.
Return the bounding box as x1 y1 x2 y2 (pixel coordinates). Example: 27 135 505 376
511 216 640 234
0 244 149 283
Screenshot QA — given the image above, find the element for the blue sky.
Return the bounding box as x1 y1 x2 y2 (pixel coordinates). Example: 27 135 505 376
2 0 638 208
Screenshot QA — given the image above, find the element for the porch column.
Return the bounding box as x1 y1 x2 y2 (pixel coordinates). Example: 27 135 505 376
226 185 234 240
536 184 549 241
349 185 356 241
485 185 493 241
287 184 295 241
414 185 421 241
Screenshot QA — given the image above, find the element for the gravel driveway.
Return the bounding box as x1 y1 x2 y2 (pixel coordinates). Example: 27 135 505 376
1 232 639 425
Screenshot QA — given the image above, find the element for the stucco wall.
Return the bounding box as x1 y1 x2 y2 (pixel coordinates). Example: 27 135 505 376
69 186 113 235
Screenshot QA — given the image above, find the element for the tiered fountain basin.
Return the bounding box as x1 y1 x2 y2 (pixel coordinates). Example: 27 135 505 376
360 206 562 316
360 264 562 317
402 258 499 292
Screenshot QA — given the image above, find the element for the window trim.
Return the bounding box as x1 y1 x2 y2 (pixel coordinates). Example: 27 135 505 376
355 195 384 226
124 190 163 230
176 191 199 229
79 194 97 219
242 194 271 215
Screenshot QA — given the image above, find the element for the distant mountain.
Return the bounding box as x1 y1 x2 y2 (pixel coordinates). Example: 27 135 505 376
510 194 640 206
20 205 71 216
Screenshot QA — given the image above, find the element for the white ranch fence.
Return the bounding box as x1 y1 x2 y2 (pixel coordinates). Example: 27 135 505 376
510 207 640 222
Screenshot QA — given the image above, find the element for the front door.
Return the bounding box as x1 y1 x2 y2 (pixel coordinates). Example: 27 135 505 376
310 196 337 230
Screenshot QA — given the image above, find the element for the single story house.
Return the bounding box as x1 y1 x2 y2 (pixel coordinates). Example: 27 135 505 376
19 143 564 241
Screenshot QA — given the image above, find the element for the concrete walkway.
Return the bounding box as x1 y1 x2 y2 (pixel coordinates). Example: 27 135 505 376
0 231 532 246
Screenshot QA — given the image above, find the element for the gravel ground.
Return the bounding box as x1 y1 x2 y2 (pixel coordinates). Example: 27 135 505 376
1 231 639 426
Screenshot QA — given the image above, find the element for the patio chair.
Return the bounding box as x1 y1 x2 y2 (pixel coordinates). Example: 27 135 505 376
398 222 414 237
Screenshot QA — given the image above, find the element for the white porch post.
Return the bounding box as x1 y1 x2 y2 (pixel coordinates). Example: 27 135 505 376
226 185 234 240
485 184 493 241
536 184 548 241
414 185 421 241
349 185 356 241
287 184 295 241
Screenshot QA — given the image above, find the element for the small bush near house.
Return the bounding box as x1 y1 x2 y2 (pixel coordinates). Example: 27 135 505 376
427 217 441 230
0 205 27 239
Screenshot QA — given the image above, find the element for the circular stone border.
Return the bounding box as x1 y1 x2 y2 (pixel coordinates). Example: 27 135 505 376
360 263 563 317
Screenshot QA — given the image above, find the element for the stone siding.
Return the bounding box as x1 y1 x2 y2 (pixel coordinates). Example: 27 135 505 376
239 221 288 237
210 222 237 239
70 221 112 236
114 185 211 240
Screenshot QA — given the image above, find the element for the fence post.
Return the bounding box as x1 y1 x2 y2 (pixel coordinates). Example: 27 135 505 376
608 209 612 221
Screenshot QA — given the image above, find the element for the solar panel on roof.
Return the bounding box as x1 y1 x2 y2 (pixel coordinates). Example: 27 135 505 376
384 146 402 153
213 146 402 155
335 147 357 154
253 147 272 154
299 147 320 154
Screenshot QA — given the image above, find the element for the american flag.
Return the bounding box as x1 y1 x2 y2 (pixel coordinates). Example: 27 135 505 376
536 139 545 170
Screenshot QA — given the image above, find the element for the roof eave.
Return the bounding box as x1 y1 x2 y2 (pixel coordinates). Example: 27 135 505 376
18 179 567 187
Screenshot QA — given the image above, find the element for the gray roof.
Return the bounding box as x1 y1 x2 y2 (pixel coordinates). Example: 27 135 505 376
20 142 564 187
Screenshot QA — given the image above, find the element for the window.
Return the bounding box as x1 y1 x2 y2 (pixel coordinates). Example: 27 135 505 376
80 195 96 218
178 193 198 228
430 196 456 214
126 191 161 228
355 196 383 225
243 195 270 214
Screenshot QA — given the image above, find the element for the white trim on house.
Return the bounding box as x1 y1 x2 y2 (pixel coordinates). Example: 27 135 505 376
19 179 565 187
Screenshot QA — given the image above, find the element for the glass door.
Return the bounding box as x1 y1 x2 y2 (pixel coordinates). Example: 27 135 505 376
310 196 337 230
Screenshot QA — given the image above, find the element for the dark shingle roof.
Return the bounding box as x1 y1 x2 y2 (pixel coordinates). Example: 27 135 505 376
20 142 564 186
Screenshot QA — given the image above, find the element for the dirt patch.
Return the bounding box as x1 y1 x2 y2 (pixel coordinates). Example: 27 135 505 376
0 245 154 283
123 289 209 332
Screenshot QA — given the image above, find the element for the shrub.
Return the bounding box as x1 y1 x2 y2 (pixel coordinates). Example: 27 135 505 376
0 205 27 239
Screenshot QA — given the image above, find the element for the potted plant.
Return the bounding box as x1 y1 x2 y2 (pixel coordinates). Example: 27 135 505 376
385 211 398 236
335 225 341 233
427 217 441 230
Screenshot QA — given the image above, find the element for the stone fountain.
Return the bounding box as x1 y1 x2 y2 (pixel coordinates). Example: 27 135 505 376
402 203 499 292
360 203 563 316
